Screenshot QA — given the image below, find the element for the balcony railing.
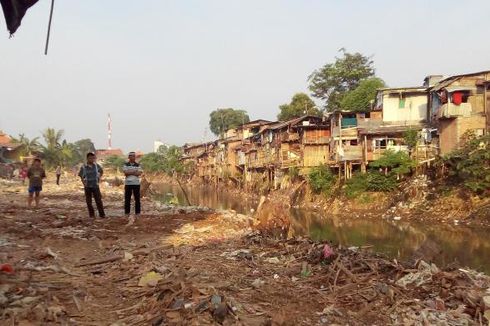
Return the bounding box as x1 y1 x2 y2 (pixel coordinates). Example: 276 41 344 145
332 126 358 138
336 146 363 161
437 103 472 119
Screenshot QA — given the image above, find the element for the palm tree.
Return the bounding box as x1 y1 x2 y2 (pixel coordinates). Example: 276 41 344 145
12 133 42 156
41 128 65 167
42 128 64 150
59 140 76 167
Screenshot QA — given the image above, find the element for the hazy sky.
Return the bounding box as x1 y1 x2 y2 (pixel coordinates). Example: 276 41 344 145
1 0 489 152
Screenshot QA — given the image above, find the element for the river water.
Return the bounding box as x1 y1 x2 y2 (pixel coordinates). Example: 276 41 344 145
153 183 490 274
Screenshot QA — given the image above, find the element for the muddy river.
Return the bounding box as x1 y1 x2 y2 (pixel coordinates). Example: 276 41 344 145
153 183 490 274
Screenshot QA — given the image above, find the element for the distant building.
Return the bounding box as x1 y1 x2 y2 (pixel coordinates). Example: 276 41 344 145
95 148 124 163
0 131 22 163
153 140 167 153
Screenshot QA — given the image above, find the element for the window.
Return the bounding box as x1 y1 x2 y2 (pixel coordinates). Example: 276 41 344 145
474 129 485 137
399 98 406 109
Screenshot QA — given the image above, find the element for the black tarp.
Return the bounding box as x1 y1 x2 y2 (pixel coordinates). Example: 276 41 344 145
0 0 39 35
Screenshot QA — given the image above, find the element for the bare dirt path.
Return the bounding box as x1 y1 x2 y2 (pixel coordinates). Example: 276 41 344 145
1 176 489 325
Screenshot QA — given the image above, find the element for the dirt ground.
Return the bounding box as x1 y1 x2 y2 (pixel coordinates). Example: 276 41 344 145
1 175 489 325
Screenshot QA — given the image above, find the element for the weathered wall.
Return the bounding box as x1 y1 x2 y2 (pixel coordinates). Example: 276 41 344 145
303 145 328 167
439 120 458 155
382 93 428 123
439 116 486 154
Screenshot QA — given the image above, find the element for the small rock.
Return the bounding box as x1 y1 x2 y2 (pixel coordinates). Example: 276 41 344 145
211 294 222 307
170 298 185 310
265 257 280 264
483 296 490 309
213 302 228 323
123 252 134 262
195 299 209 313
484 310 490 325
252 278 265 288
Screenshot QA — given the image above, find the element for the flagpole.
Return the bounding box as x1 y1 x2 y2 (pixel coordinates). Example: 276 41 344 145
44 0 55 55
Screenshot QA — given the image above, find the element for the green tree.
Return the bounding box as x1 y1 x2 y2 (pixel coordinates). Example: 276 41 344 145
308 49 375 111
74 139 95 157
277 93 321 121
40 128 81 168
59 140 76 167
403 129 419 157
42 128 64 151
11 133 41 156
140 145 186 175
209 108 250 137
340 77 386 112
104 155 126 170
139 152 164 173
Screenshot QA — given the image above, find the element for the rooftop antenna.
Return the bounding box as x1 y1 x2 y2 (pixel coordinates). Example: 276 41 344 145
107 113 112 149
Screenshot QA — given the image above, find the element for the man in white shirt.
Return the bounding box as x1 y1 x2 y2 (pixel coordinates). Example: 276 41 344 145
122 152 143 216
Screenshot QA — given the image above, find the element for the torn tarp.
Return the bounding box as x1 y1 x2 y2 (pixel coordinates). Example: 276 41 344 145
0 0 39 35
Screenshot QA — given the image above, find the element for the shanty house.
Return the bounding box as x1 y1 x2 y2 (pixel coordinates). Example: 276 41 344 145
358 86 433 162
429 70 489 154
375 87 429 123
328 111 364 164
0 131 22 163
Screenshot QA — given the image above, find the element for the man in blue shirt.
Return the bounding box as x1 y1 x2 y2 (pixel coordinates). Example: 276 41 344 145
78 152 106 218
123 152 143 216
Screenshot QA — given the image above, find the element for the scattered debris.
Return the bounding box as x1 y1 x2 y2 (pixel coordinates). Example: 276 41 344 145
322 244 334 259
0 175 489 325
138 271 163 287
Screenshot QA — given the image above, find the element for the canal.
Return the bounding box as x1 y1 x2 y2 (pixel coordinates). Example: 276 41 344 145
153 183 490 274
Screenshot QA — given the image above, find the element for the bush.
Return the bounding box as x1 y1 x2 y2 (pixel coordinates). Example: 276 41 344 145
443 133 489 195
308 165 336 194
369 150 415 176
104 155 125 170
344 171 398 198
344 173 369 198
403 129 418 150
366 171 398 192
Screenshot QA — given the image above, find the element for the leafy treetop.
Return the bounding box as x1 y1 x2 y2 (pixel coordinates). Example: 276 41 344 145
277 93 321 121
340 77 385 112
209 108 250 137
309 49 375 111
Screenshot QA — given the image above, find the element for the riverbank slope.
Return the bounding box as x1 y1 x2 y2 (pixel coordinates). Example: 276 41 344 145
158 172 490 227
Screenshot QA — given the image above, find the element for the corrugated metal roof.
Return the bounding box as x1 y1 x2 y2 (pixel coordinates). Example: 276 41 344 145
430 70 490 91
378 87 427 93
